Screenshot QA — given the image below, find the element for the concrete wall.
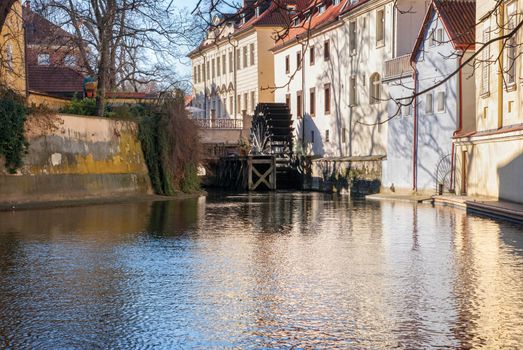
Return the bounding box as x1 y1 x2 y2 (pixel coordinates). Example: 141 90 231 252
0 114 151 204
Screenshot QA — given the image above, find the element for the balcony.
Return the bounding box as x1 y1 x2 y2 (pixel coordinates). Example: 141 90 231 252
194 118 243 129
384 54 412 81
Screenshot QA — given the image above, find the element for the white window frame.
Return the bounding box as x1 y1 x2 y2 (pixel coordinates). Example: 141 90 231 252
376 8 385 47
38 53 50 66
436 91 445 113
425 93 434 114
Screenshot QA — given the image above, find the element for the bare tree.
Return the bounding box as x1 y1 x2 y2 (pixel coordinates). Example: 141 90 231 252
33 0 199 116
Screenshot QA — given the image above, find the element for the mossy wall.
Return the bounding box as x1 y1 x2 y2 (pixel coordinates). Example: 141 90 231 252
0 114 152 203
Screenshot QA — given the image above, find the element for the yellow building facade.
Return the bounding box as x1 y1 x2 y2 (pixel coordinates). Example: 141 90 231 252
454 0 523 203
0 0 26 94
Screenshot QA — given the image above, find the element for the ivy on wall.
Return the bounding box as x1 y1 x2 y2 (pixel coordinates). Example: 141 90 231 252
0 85 28 173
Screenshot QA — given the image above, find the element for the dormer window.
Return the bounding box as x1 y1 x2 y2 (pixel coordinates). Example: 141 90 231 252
255 6 260 17
333 0 340 5
318 4 326 13
293 18 300 26
38 53 50 65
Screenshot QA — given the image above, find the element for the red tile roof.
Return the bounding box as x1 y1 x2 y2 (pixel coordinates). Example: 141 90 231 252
27 66 84 97
273 0 349 50
411 0 475 59
436 0 476 49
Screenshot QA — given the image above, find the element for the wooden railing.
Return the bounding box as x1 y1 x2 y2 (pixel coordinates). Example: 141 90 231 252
194 118 243 129
384 54 412 80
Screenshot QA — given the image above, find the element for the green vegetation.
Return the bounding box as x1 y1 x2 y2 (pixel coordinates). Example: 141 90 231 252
59 96 97 116
0 85 28 173
137 90 202 195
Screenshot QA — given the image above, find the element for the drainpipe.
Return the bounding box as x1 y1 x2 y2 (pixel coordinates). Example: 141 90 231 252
228 34 238 120
410 59 418 192
203 53 208 120
298 36 306 151
450 54 464 193
497 4 504 129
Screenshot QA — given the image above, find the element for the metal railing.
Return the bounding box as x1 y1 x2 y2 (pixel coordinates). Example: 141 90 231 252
384 54 412 80
194 118 243 129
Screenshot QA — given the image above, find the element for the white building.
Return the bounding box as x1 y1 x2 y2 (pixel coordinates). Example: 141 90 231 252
189 0 295 124
272 0 427 159
383 0 476 194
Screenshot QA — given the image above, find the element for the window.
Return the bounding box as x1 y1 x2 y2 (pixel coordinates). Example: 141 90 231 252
243 93 248 112
293 18 300 26
6 44 13 70
370 73 381 104
318 5 325 13
425 93 433 114
194 66 197 82
429 29 435 46
506 2 517 86
64 55 76 67
236 50 240 70
223 98 227 115
349 75 357 106
217 56 221 76
38 53 50 65
436 91 445 112
297 51 302 69
310 88 316 115
402 104 411 117
285 93 291 108
349 20 357 55
481 26 490 95
237 94 241 114
297 90 303 117
436 28 443 44
206 61 210 80
197 65 201 83
311 130 315 143
376 8 385 47
324 83 331 114
325 129 330 143
222 54 226 74
211 58 215 78
250 43 255 66
342 127 346 143
243 46 248 68
324 40 330 61
309 45 315 65
229 96 234 114
229 52 233 72
285 55 290 74
251 91 256 111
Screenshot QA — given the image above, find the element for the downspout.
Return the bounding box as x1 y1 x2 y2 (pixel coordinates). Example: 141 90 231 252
450 53 464 193
203 53 207 120
410 59 418 192
299 37 306 151
497 4 504 129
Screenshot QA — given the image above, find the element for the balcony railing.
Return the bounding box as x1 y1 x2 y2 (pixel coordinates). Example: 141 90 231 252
194 118 243 129
384 54 412 80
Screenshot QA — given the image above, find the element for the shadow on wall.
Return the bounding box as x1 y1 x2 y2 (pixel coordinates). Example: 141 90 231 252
295 114 325 156
498 151 523 204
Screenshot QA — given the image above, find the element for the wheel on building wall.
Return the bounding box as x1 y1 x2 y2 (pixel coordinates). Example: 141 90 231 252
249 103 293 159
435 154 452 194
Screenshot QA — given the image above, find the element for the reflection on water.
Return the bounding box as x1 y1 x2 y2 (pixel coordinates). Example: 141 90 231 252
0 193 522 349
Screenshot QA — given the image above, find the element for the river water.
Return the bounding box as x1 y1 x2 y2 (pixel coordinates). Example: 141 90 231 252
0 192 522 349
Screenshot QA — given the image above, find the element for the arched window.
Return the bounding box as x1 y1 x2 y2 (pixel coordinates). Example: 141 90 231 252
370 73 381 104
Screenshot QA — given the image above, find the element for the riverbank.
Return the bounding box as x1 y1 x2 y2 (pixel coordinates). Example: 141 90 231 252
0 191 206 212
367 193 523 224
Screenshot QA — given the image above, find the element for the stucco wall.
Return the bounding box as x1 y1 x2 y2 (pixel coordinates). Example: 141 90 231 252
454 132 523 203
0 114 151 204
0 0 26 94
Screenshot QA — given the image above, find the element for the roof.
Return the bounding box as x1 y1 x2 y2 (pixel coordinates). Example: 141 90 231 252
27 66 84 96
411 0 475 61
23 5 76 47
189 0 311 57
273 0 352 51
